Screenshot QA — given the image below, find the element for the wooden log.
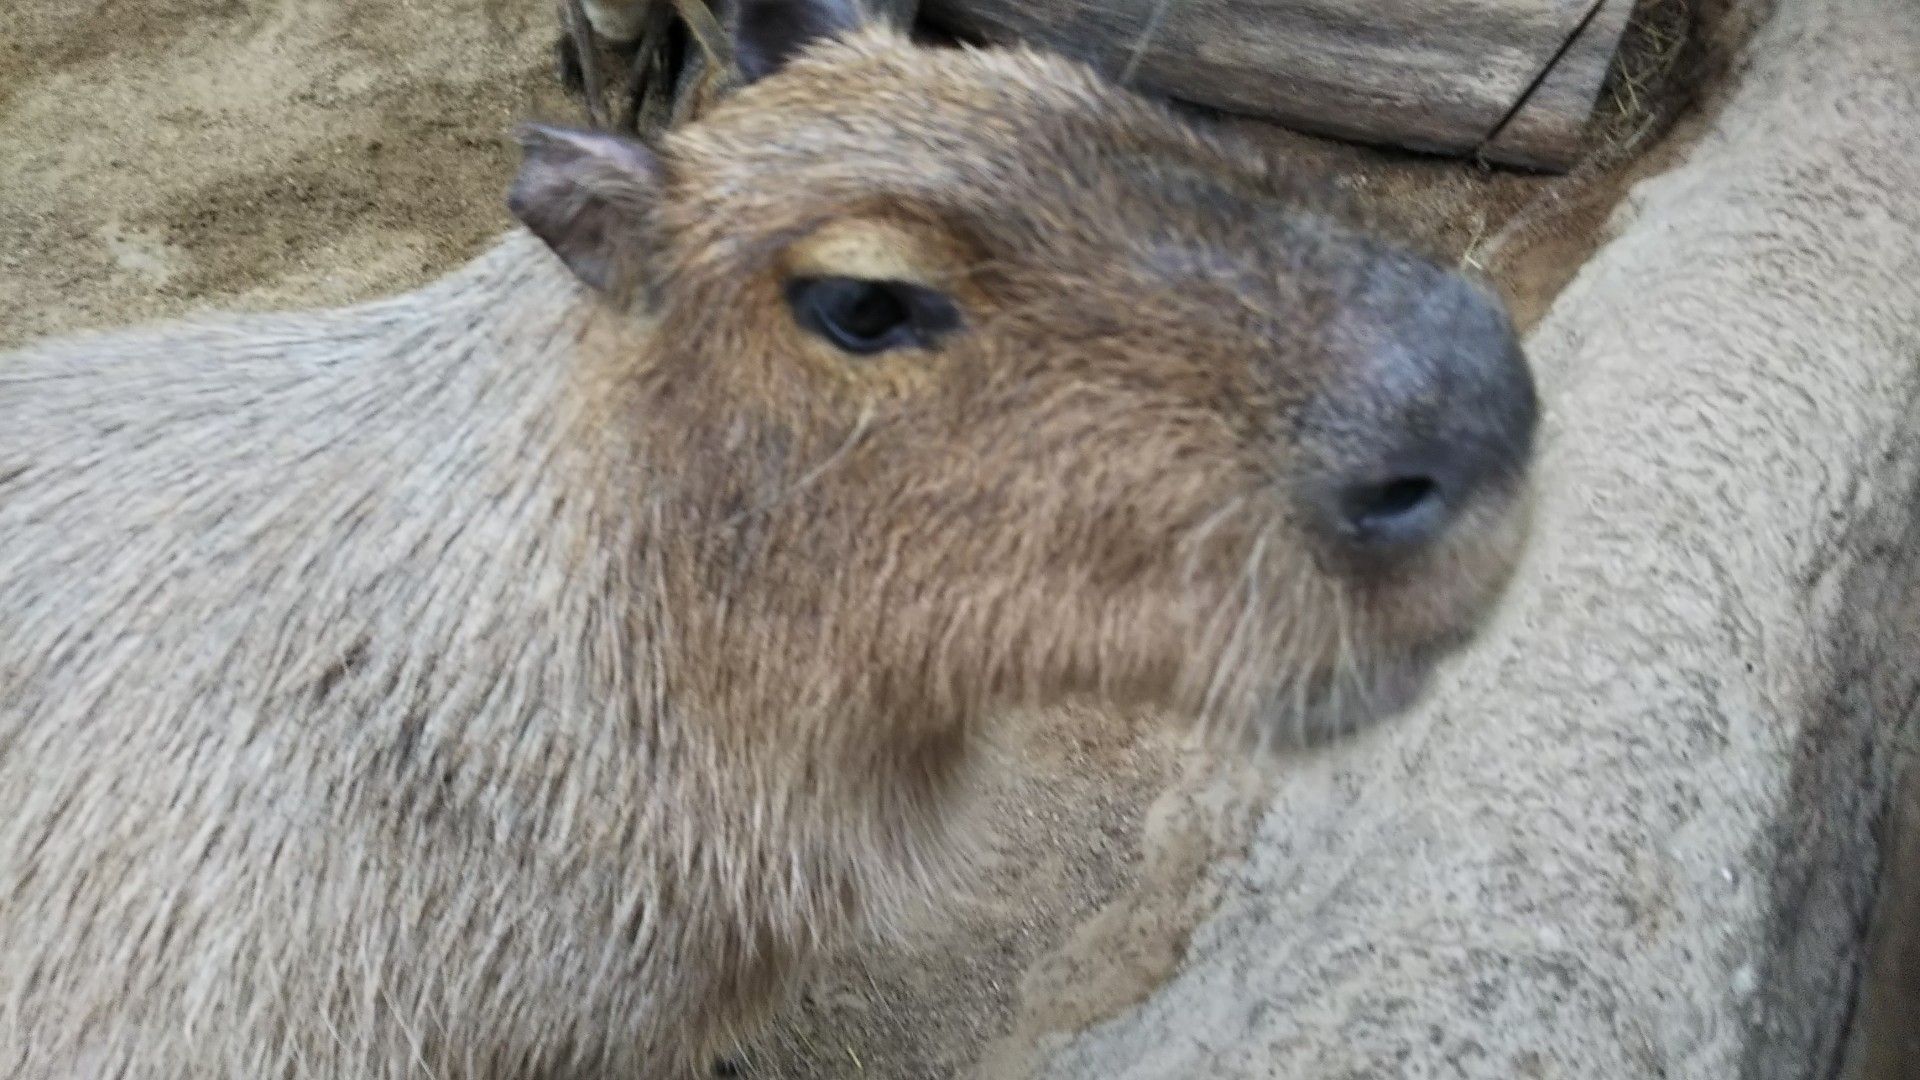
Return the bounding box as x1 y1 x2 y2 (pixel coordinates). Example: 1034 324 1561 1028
1482 0 1633 166
919 0 1635 170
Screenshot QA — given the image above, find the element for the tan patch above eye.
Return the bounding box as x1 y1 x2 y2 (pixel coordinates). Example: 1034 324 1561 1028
780 216 968 289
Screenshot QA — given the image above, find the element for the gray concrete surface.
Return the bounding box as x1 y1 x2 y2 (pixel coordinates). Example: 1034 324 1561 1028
1847 753 1920 1078
981 0 1920 1074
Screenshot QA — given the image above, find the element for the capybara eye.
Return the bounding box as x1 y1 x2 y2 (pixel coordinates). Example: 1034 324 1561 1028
785 276 960 355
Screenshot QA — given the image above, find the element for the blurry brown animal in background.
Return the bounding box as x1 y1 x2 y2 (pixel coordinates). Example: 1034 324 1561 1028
0 0 1536 1075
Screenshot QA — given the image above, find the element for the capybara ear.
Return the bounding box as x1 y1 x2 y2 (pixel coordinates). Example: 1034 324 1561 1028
508 122 662 297
732 0 917 82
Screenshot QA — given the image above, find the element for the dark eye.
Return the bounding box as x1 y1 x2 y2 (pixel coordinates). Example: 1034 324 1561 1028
785 277 961 355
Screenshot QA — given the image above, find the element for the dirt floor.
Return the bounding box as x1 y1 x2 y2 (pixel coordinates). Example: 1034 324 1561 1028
0 0 574 350
0 1 1720 1076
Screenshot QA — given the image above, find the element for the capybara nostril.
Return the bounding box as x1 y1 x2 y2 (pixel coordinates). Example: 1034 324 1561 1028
1299 261 1539 564
1334 473 1448 549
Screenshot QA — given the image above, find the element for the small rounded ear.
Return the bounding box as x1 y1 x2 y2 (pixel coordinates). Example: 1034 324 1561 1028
507 122 663 297
732 0 918 82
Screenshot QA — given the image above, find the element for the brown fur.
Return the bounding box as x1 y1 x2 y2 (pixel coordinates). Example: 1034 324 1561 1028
0 21 1531 1080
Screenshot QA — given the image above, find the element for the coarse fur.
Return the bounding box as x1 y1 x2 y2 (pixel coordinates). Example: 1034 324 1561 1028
0 17 1533 1080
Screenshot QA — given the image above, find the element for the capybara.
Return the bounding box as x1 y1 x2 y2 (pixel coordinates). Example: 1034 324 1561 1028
0 1 1537 1075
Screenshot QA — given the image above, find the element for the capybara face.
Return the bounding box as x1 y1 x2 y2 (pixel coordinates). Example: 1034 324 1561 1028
511 26 1536 748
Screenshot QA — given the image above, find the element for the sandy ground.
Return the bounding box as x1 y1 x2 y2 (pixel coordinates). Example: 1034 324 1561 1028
0 0 573 350
0 1 1720 1076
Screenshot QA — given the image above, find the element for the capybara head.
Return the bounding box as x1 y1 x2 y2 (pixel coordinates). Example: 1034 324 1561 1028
509 0 1537 751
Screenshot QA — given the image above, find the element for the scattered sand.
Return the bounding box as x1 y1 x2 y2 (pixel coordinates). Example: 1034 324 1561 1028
0 1 1712 1076
0 0 573 349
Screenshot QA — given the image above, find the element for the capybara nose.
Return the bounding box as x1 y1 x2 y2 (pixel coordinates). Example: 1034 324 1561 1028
1298 264 1538 562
